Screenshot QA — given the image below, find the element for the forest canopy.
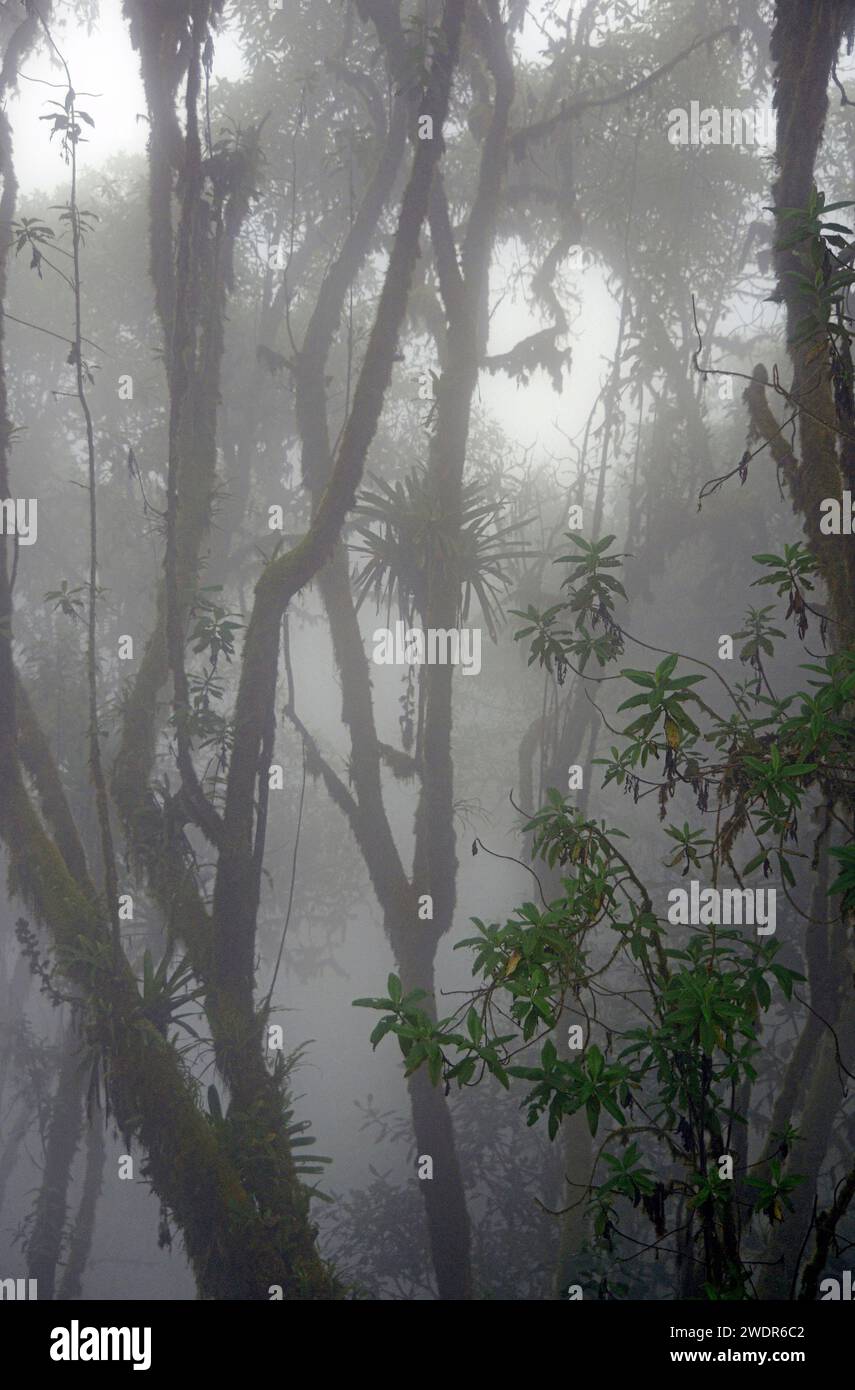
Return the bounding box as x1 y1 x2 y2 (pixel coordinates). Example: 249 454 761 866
0 0 852 1313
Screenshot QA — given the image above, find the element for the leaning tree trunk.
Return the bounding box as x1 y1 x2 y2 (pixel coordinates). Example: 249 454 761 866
25 1032 86 1300
57 1113 105 1300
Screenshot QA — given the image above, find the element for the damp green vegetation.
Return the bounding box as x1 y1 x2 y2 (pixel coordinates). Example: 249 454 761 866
0 0 851 1305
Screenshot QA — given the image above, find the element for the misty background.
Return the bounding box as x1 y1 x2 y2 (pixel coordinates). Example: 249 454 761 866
0 0 852 1303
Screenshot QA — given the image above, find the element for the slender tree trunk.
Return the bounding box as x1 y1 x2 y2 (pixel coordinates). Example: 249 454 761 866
26 1032 86 1300
57 1115 105 1300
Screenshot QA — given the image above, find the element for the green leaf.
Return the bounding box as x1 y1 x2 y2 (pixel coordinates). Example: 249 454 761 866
487 1058 510 1089
617 691 654 712
621 669 657 688
370 1018 393 1049
207 1085 223 1123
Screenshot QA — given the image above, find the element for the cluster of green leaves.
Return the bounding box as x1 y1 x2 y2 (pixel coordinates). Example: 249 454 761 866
751 543 819 643
774 185 855 350
207 1043 334 1201
356 532 853 1296
663 821 713 875
38 89 96 157
829 843 855 913
357 798 800 1138
44 578 87 621
588 546 854 887
13 205 97 279
355 877 802 1246
618 652 704 747
351 469 530 639
354 973 515 1091
189 586 243 666
136 949 204 1044
511 533 627 679
178 587 243 772
751 543 818 600
733 607 785 693
745 1160 804 1227
12 217 55 279
731 647 854 884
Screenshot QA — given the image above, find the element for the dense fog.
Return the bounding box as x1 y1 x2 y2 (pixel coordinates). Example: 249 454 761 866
0 0 853 1305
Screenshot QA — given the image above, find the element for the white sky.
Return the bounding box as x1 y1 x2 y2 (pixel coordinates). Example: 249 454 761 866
6 0 616 464
9 0 246 197
12 1 141 195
